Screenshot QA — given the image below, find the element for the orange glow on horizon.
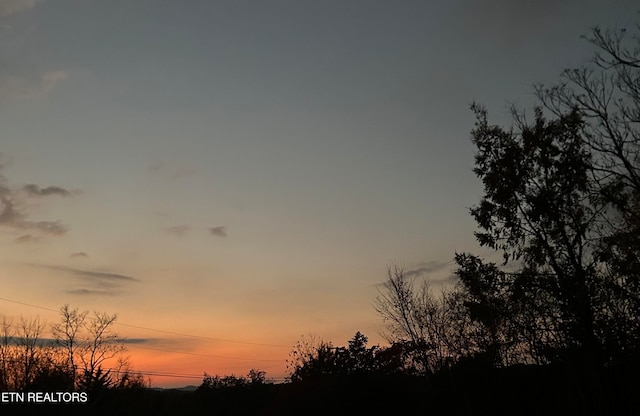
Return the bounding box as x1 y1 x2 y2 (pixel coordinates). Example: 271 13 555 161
121 340 290 388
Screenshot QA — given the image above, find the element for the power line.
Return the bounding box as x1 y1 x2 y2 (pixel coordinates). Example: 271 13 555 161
102 367 289 383
125 343 283 362
116 369 204 380
0 357 286 382
116 322 291 348
0 297 291 384
0 324 286 362
0 296 293 350
0 296 57 313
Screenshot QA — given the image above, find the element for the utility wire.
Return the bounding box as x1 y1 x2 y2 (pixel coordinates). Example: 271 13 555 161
116 322 291 348
0 296 293 350
0 295 292 385
124 343 283 362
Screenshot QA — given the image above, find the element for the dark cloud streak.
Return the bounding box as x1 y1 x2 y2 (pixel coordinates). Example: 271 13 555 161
41 265 139 282
30 264 139 297
404 260 450 278
208 226 227 238
21 184 76 197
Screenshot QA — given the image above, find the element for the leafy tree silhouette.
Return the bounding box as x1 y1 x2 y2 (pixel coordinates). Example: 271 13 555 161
445 21 640 415
459 36 639 369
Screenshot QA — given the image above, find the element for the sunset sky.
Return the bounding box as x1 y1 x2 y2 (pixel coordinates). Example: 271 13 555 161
0 0 638 387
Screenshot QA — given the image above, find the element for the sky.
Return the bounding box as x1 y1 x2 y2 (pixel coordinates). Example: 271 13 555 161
0 0 638 387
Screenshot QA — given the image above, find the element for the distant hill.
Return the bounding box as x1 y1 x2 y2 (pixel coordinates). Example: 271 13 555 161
149 385 198 392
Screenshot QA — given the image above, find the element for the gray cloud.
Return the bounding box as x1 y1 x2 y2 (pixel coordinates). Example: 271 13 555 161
404 260 451 279
0 194 23 224
69 252 89 258
42 265 139 282
0 160 77 238
21 184 76 197
0 195 69 235
372 262 457 289
208 226 227 238
31 264 139 297
116 338 200 349
166 225 190 236
118 338 151 345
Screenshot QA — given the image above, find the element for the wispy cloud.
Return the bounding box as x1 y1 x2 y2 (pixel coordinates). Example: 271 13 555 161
13 234 39 244
69 252 89 259
371 260 454 288
31 220 68 235
66 288 120 296
42 265 139 282
0 70 68 99
404 260 450 278
0 0 38 17
165 225 190 236
208 226 227 238
31 264 139 297
117 338 201 349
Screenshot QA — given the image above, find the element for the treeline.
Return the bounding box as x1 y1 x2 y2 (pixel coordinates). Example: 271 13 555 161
0 305 146 393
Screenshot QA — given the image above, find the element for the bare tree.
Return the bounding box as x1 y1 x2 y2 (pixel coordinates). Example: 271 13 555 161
374 265 426 347
537 25 640 196
15 316 47 390
50 304 88 386
78 311 126 390
0 317 14 390
113 356 149 389
535 26 640 341
374 264 475 374
51 306 127 390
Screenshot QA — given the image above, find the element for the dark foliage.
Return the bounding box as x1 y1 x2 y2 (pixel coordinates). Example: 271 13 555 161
3 361 637 415
453 21 640 371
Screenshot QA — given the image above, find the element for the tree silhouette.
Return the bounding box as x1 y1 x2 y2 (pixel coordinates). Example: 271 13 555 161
374 264 477 374
50 305 128 390
535 23 640 363
455 21 640 371
50 304 88 387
